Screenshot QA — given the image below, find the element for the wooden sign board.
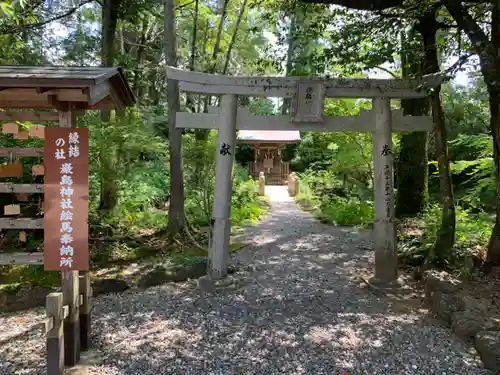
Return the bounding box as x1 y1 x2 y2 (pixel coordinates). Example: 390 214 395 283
44 128 89 271
13 131 29 140
263 158 273 169
16 193 29 201
19 231 27 242
4 204 20 215
29 125 45 139
32 164 44 176
0 164 22 177
2 123 18 134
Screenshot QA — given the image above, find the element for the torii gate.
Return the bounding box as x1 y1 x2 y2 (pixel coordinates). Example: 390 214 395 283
166 66 444 286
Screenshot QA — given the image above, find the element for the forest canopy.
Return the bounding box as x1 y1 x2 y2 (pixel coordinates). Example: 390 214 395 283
0 0 499 286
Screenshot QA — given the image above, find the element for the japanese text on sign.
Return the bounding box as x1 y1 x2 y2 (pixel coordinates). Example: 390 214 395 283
44 128 89 271
56 133 79 268
384 164 392 218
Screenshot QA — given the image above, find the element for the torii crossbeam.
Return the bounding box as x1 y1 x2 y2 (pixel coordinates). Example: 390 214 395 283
166 66 445 287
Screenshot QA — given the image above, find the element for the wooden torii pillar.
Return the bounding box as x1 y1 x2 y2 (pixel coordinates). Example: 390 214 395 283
167 66 445 285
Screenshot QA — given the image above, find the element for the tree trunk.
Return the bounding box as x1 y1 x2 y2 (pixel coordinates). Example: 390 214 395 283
133 17 148 104
281 9 299 115
419 12 455 265
99 0 120 213
486 3 500 262
487 90 500 261
196 0 231 141
208 0 230 74
396 27 429 217
165 0 187 235
222 0 248 74
443 0 500 263
185 0 199 113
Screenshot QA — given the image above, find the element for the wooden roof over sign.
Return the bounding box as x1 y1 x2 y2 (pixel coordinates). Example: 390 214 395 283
0 65 135 109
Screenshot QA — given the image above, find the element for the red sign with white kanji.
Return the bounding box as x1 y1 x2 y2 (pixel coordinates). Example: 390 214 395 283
44 128 89 270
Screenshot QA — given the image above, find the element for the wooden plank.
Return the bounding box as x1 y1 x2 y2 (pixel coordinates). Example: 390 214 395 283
46 293 64 375
176 110 433 132
0 65 116 80
44 317 54 333
86 82 111 106
62 270 80 366
13 131 29 140
2 122 18 134
0 100 53 108
0 183 44 193
166 66 446 98
62 305 69 319
79 273 91 350
0 88 87 102
0 111 59 121
0 164 22 177
32 164 44 176
0 252 44 265
0 148 43 157
4 204 20 215
28 125 45 138
0 218 43 229
87 97 115 109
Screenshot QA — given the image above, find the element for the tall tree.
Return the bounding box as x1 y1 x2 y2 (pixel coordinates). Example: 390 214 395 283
165 0 188 235
396 27 429 217
417 10 455 265
441 0 500 263
99 0 121 214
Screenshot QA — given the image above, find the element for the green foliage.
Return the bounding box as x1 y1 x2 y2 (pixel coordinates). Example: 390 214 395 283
295 170 374 227
82 109 170 233
400 204 492 271
294 99 374 195
232 177 269 225
319 196 374 226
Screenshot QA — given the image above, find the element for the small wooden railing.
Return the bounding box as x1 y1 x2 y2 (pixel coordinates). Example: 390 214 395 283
10 275 92 375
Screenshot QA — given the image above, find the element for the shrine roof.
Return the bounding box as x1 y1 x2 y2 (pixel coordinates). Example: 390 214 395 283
0 65 135 109
237 130 301 143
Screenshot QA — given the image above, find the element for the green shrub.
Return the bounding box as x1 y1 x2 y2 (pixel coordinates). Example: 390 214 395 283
401 204 492 270
232 174 269 225
319 197 374 226
295 170 374 227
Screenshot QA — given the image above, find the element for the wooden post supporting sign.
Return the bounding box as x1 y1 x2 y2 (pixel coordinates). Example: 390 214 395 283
46 292 64 375
79 273 91 351
44 106 89 366
372 98 398 285
210 94 237 279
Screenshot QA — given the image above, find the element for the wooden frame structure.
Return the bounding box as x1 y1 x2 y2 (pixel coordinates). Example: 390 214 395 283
167 65 445 286
0 65 135 373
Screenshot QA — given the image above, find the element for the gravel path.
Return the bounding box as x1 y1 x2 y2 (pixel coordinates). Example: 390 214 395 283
0 185 491 374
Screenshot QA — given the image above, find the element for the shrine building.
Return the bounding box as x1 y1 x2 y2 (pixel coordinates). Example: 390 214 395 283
237 130 300 185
